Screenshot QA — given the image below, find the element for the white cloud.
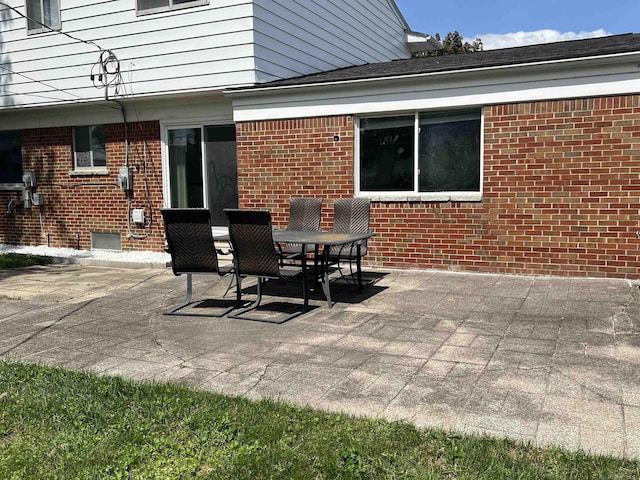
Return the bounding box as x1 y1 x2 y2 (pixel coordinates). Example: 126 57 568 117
477 29 611 50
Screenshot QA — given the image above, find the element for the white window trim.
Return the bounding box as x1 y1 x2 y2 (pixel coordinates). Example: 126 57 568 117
26 0 61 34
72 125 106 172
355 110 484 203
136 0 209 16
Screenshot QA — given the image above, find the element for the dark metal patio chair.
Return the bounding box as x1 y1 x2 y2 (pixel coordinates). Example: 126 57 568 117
225 208 309 324
278 197 323 259
161 208 238 317
326 198 371 290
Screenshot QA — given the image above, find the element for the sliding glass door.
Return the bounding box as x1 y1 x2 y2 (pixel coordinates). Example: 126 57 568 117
167 124 238 227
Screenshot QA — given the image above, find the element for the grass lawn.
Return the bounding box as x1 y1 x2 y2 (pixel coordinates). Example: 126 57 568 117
0 252 52 269
1 361 638 479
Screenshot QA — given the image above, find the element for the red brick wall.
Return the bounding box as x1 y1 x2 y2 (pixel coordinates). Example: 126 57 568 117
0 121 166 251
236 95 640 279
4 95 640 279
481 96 640 277
236 116 354 227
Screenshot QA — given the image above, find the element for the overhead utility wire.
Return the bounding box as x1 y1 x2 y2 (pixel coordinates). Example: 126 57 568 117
0 2 154 240
0 64 86 101
0 3 122 108
0 2 102 51
1 88 74 103
0 63 120 110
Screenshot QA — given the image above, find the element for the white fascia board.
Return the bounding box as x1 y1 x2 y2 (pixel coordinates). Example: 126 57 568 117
0 92 232 130
228 52 640 121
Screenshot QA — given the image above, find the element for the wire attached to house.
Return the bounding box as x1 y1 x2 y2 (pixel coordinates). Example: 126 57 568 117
6 198 15 217
91 49 124 100
0 4 123 110
111 99 153 239
0 2 154 241
0 2 103 52
0 64 87 103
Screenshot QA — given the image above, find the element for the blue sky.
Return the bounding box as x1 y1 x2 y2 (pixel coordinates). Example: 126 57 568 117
394 0 640 49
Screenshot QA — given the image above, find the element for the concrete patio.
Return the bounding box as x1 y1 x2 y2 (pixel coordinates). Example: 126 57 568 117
1 261 639 459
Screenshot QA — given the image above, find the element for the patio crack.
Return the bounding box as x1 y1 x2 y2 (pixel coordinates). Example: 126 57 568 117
0 299 96 357
149 334 189 367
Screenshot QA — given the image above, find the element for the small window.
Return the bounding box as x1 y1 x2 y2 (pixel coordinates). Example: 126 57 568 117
91 232 122 250
73 126 106 170
26 0 61 33
0 131 22 184
136 0 208 15
358 110 481 197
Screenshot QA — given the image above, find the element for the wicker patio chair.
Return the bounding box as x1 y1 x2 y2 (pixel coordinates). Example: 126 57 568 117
326 198 371 290
225 208 309 324
278 197 323 259
161 208 238 317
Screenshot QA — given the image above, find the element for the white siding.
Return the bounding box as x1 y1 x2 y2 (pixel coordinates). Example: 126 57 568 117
0 0 411 112
252 0 409 81
0 0 257 109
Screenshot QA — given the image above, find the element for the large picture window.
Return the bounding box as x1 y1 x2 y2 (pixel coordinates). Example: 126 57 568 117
26 0 61 33
73 126 106 170
358 110 481 198
136 0 208 15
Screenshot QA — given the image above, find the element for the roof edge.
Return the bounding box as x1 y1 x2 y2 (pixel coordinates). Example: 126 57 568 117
386 0 410 30
224 49 640 97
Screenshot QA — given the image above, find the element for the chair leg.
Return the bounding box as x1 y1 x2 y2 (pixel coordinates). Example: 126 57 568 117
329 249 371 293
164 274 237 318
228 276 307 324
228 276 261 315
301 253 309 311
164 274 194 315
331 243 360 288
222 274 236 298
356 245 363 291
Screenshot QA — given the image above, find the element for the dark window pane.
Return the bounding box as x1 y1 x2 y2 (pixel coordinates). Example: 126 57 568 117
74 126 106 168
205 125 238 226
26 0 42 30
418 111 480 192
359 116 414 192
90 126 106 167
169 128 203 208
205 125 236 142
138 0 169 10
0 131 22 183
74 126 90 153
43 0 60 28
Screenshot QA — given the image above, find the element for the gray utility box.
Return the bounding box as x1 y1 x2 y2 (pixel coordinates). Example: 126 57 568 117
32 193 44 206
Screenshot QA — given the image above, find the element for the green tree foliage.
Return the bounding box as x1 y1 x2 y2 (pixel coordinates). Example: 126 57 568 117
413 31 483 57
